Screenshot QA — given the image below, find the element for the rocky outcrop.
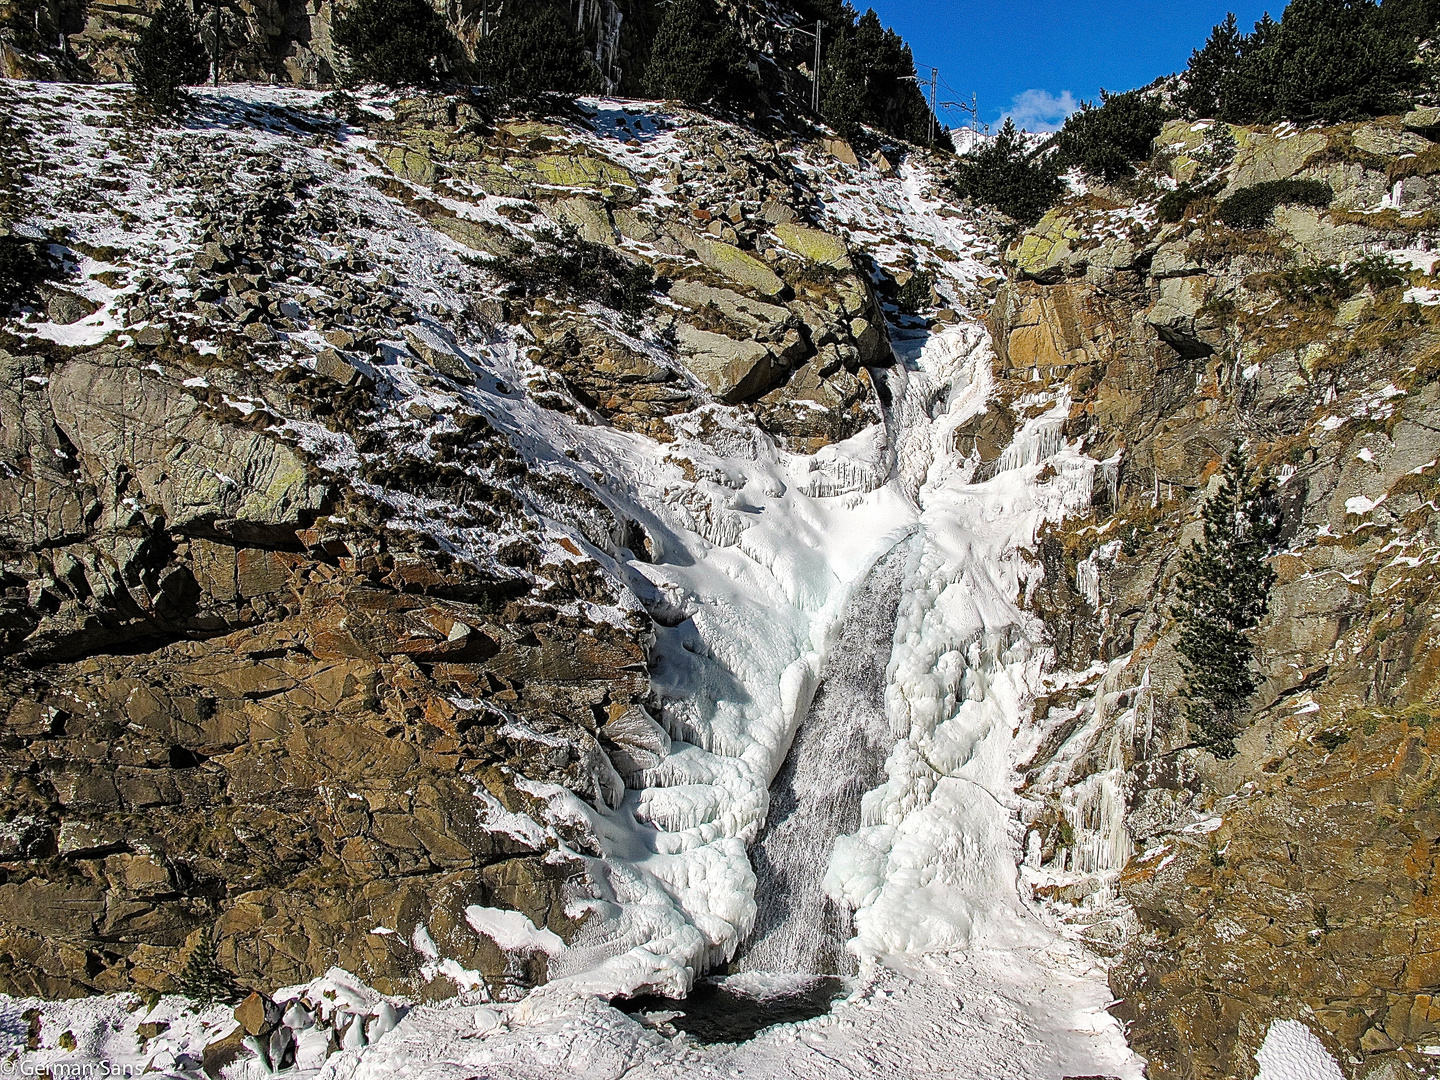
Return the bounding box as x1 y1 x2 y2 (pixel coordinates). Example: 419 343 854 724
1001 110 1440 1078
0 87 684 1002
0 320 653 1001
371 98 893 450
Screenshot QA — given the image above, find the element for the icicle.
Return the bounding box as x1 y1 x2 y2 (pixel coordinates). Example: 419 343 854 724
994 419 1064 474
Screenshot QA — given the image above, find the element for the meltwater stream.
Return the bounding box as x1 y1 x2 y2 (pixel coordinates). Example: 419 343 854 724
735 543 911 975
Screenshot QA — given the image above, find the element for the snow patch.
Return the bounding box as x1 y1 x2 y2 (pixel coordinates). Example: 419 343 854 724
1255 1019 1345 1080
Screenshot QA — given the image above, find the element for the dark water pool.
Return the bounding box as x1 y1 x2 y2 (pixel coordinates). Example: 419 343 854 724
616 974 848 1044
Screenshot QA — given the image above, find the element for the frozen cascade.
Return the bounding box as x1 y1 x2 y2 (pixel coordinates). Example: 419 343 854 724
1032 657 1147 904
737 543 912 975
825 323 1104 961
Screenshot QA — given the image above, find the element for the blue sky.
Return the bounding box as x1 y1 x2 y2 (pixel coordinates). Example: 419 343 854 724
866 0 1279 132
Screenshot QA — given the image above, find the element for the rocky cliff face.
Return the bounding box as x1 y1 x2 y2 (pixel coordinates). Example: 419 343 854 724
0 78 947 1005
1000 114 1440 1078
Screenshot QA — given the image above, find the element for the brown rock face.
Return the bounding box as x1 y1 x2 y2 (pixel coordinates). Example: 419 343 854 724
0 79 911 1006
0 158 655 998
995 115 1440 1078
1113 717 1440 1077
0 343 647 998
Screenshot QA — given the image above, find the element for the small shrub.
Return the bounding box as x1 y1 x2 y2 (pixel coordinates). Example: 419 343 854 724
1157 186 1193 224
1348 253 1407 292
1218 179 1333 229
896 268 934 314
133 0 209 107
1171 447 1283 757
1052 89 1169 182
491 226 654 318
1157 178 1223 224
946 118 1064 224
1274 263 1353 305
1197 124 1237 170
474 1 597 100
1269 254 1406 306
0 233 55 313
332 0 461 88
644 0 751 108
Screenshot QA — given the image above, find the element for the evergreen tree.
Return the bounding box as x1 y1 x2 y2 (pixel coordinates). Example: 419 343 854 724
1226 14 1280 122
643 0 750 108
473 0 597 99
332 0 461 88
1181 2 1419 124
133 0 209 107
1273 0 1416 120
1383 0 1440 38
820 9 949 147
175 926 241 1006
1180 13 1244 120
1052 89 1168 182
1180 13 1280 123
1170 447 1283 757
947 118 1063 224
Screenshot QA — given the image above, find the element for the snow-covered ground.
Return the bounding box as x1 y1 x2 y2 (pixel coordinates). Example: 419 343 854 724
0 80 1156 1077
2 946 1135 1080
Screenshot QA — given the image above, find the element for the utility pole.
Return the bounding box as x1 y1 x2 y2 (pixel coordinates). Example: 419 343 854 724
812 19 823 113
778 20 825 116
212 0 221 86
928 66 937 145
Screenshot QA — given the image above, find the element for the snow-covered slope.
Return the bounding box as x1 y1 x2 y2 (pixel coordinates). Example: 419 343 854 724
0 79 1139 1077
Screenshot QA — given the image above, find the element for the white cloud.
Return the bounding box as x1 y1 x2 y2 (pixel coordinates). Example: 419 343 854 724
997 89 1080 133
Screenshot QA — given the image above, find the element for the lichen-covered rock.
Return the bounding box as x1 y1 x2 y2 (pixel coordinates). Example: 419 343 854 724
674 322 784 402
539 196 618 245
678 228 786 299
773 222 851 270
1006 209 1082 283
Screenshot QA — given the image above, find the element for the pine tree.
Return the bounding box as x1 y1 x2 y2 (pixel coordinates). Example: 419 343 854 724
1171 447 1283 757
1227 13 1281 122
1179 13 1280 123
473 0 597 100
1273 0 1416 121
1180 13 1244 120
643 0 750 108
1383 0 1440 39
332 0 461 88
819 8 949 147
133 0 209 107
175 925 241 1006
1052 89 1168 182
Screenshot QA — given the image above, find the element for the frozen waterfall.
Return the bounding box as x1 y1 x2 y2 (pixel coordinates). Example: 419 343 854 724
737 543 912 975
